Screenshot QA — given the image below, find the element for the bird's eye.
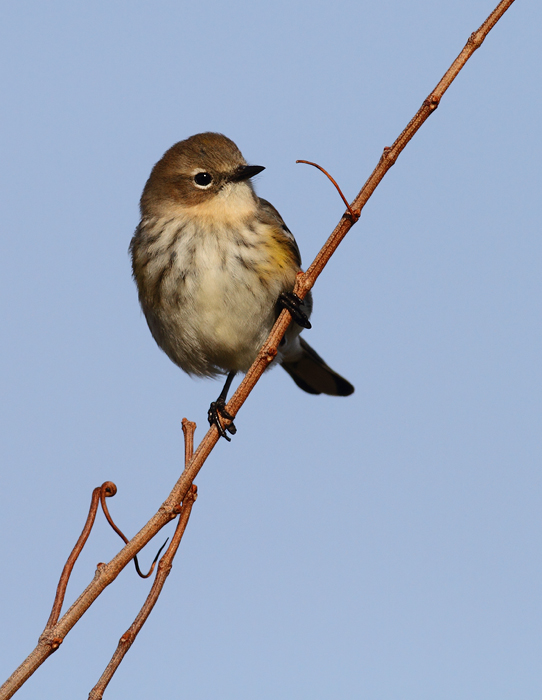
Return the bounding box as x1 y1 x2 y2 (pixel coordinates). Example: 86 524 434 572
194 172 213 188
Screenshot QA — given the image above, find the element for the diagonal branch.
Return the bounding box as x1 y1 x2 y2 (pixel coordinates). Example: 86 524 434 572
300 0 517 290
0 2 516 697
88 420 198 699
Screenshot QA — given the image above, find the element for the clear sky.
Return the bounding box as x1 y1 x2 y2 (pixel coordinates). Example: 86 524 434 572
1 1 540 698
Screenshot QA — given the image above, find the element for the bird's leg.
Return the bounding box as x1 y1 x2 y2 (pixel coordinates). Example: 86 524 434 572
208 371 237 441
278 291 312 329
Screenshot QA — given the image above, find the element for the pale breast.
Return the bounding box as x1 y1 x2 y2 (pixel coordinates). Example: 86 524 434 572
132 211 299 376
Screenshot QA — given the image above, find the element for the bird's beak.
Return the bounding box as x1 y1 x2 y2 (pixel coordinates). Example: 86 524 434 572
230 164 266 182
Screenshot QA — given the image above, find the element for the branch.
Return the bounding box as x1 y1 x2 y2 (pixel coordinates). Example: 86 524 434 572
100 482 168 579
88 421 198 699
300 0 517 291
46 485 106 630
0 1 516 697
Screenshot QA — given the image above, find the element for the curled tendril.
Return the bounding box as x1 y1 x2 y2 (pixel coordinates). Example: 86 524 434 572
99 483 168 579
296 160 360 222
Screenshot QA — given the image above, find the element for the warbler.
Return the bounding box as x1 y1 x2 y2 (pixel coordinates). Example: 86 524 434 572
130 132 353 439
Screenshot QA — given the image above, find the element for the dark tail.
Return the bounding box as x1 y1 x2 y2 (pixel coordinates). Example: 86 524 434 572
281 337 354 396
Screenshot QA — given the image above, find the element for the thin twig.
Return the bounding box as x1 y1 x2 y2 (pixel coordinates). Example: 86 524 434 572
88 421 198 699
100 486 168 579
296 160 360 221
182 417 196 466
0 2 516 697
46 482 115 630
88 489 197 699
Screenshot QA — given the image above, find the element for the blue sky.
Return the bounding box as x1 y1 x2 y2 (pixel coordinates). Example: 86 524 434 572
1 1 541 698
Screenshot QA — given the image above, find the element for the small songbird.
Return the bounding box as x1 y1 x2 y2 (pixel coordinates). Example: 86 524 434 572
130 133 353 439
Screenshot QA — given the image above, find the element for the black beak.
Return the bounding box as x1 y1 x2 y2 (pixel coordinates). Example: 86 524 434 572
230 164 265 182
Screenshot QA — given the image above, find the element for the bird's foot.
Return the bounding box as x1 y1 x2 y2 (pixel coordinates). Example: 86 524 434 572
278 291 312 329
208 398 237 441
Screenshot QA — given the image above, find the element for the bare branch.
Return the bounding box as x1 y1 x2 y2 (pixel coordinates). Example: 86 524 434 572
0 2 516 697
100 483 168 579
46 484 104 630
0 482 118 698
88 421 198 699
302 0 517 291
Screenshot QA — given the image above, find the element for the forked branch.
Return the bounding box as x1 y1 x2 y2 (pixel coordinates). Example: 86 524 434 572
88 420 198 700
0 1 516 697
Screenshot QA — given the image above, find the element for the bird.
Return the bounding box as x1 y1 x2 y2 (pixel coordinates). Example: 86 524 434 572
130 132 353 440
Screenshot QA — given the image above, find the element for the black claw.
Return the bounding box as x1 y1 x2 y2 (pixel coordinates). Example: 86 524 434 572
278 291 312 329
208 398 236 441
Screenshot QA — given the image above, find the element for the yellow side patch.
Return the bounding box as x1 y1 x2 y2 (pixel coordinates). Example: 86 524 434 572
255 229 299 282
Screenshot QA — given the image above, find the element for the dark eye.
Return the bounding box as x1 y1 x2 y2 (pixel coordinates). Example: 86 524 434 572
194 172 213 187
